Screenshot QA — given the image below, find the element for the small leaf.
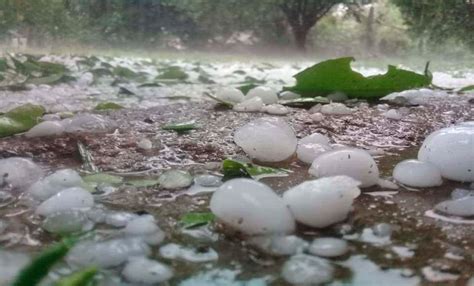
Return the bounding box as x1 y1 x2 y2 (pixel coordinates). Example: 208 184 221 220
237 83 258 95
138 82 162 88
156 66 188 81
222 159 290 181
180 212 215 229
459 85 474 92
54 266 97 286
0 104 45 138
94 102 124 111
162 121 197 133
12 238 76 286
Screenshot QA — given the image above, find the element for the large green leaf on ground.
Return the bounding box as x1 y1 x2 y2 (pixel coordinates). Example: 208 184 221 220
0 104 45 138
284 57 432 99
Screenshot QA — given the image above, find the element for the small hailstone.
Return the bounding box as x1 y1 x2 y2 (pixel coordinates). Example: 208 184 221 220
435 196 474 217
122 257 173 284
247 235 309 256
308 104 322 114
418 125 474 182
210 178 295 235
309 238 349 257
67 238 151 268
393 159 443 187
282 254 334 285
77 72 94 87
377 179 399 190
29 169 84 201
297 143 332 164
309 148 380 188
310 112 324 122
320 103 353 115
215 87 244 103
36 187 94 216
137 138 153 150
42 210 93 234
234 117 297 162
372 223 393 237
279 91 301 100
233 97 263 112
105 211 138 227
283 176 361 228
0 251 30 285
124 215 165 245
383 109 403 120
263 104 289 115
0 157 44 190
300 133 330 146
246 86 278 104
194 175 222 187
25 121 65 137
64 113 113 133
158 170 193 189
451 188 474 200
327 92 348 102
159 243 218 262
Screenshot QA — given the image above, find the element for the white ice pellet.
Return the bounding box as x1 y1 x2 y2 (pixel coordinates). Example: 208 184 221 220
64 113 113 133
159 243 218 262
263 104 289 115
36 187 94 216
67 238 151 268
122 257 173 284
28 169 84 201
418 125 474 182
393 159 443 188
435 196 474 217
283 176 361 228
25 121 65 137
232 97 263 112
245 86 278 104
124 215 165 245
308 238 349 257
247 235 308 256
234 117 297 162
0 157 44 190
309 148 380 187
383 109 403 120
105 211 138 227
282 254 334 285
210 178 295 235
215 87 245 104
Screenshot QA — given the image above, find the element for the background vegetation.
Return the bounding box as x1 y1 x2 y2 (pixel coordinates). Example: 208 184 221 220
0 0 472 57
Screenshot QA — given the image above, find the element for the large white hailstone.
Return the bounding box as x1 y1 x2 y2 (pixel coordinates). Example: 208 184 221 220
297 143 332 164
36 187 94 216
435 196 474 217
0 157 44 190
122 257 173 284
263 104 289 115
279 91 301 100
233 97 263 112
215 87 245 104
158 170 193 189
383 109 403 120
0 251 30 285
234 117 297 162
159 243 218 262
418 126 474 182
42 210 93 234
210 178 295 235
309 149 380 187
25 121 65 138
67 238 151 268
29 169 84 201
124 215 165 245
320 103 353 115
247 235 309 256
392 160 443 187
308 238 349 257
282 254 334 285
283 176 361 228
246 86 279 104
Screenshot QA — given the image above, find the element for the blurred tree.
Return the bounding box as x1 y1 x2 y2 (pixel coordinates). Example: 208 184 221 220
392 0 474 50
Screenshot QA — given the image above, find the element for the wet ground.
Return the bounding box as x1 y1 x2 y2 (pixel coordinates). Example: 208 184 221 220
1 92 473 285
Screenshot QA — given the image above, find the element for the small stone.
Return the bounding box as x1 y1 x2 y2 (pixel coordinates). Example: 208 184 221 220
308 238 349 257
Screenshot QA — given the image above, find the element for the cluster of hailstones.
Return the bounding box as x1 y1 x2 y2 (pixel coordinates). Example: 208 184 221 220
209 118 474 238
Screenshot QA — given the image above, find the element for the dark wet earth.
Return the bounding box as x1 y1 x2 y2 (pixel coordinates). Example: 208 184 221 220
1 97 473 285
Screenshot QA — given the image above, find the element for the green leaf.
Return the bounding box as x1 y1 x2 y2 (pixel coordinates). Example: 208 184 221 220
237 83 258 95
83 173 124 186
459 85 474 92
0 104 45 138
279 97 329 108
156 66 188 81
94 102 124 111
284 57 432 99
12 238 76 286
54 266 97 286
113 66 139 79
26 73 66 85
162 121 197 132
126 178 160 188
198 74 215 84
138 82 162 88
222 159 290 181
180 212 215 229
